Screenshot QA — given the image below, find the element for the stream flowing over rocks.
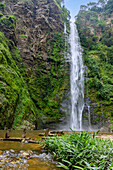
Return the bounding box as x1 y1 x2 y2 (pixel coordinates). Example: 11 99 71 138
0 130 62 169
0 149 60 169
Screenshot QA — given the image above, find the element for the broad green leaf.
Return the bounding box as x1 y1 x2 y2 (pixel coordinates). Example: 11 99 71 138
72 165 84 169
110 162 113 167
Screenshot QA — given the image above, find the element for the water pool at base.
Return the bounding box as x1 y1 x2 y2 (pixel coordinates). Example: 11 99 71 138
0 130 62 170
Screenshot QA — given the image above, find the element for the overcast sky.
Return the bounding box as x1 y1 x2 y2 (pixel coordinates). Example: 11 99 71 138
64 0 98 20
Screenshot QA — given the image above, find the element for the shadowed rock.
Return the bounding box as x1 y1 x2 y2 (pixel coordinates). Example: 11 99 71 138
5 129 10 138
22 129 26 138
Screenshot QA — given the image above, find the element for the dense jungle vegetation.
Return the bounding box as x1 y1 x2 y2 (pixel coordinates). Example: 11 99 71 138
0 0 113 130
76 0 113 129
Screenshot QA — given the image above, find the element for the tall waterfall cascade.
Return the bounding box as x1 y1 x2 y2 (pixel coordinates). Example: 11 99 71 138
70 22 84 131
64 23 70 63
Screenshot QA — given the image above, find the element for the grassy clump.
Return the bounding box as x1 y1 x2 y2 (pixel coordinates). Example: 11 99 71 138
42 132 113 169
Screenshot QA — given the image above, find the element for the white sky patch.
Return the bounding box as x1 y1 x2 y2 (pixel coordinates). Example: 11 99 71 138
64 0 98 20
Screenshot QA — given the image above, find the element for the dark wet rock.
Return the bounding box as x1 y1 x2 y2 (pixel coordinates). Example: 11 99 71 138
100 126 111 132
83 97 107 130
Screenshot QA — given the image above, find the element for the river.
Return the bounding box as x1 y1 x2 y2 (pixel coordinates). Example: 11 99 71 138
0 130 62 170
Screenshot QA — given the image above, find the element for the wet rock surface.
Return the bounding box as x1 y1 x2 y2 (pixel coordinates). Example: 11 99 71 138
0 149 60 169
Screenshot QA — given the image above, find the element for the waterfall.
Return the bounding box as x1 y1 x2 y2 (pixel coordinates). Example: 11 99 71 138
64 23 67 34
70 22 84 131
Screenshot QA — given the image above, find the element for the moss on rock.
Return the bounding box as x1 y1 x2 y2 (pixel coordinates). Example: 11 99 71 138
0 32 39 129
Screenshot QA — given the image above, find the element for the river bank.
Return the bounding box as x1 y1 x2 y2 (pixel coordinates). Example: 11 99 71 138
0 130 113 169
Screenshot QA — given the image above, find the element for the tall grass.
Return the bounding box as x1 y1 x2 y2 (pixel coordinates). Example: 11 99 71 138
42 131 113 169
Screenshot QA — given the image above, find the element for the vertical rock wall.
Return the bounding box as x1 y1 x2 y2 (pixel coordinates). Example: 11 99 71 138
0 0 70 129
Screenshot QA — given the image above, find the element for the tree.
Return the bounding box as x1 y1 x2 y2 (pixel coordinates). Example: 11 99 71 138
98 0 106 7
87 2 97 9
80 5 88 11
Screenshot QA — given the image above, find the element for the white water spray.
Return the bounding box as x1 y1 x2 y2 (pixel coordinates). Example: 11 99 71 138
70 22 84 130
64 23 67 34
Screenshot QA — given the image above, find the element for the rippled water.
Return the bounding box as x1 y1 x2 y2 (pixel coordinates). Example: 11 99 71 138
0 149 60 170
0 130 62 170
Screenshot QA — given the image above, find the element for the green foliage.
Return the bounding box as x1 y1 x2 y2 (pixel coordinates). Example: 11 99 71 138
111 19 113 24
77 0 113 120
42 132 113 169
0 32 38 129
0 13 3 17
56 0 64 6
28 32 69 121
107 46 113 64
0 0 70 128
92 35 98 42
20 34 28 38
8 15 16 22
104 0 113 14
101 30 113 47
55 0 70 23
0 3 6 10
99 84 113 100
84 55 100 78
61 6 70 23
54 0 61 9
0 15 16 28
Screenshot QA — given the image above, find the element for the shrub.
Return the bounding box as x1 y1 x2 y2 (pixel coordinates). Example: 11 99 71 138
92 35 98 42
0 3 6 10
42 131 113 169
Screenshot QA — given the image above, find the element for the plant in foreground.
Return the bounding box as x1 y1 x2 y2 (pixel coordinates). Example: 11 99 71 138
42 131 113 170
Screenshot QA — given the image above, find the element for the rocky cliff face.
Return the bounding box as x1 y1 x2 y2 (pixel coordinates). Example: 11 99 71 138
0 0 70 129
1 0 63 65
